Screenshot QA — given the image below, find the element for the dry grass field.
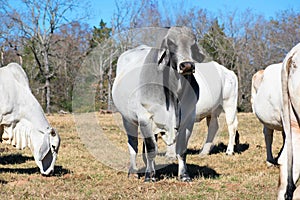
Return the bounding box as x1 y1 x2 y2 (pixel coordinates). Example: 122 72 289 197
0 112 284 199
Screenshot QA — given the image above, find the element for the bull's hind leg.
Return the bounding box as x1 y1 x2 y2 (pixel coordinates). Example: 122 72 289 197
200 115 219 156
223 102 238 155
123 118 139 178
291 124 300 200
143 136 157 182
263 126 276 166
277 116 299 200
139 113 157 182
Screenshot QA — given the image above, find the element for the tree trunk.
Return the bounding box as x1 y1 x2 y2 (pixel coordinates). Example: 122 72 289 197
0 46 3 66
236 57 243 111
18 55 23 66
107 49 113 110
45 78 51 113
44 48 51 113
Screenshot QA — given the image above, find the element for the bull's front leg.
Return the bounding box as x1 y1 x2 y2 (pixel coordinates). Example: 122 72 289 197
177 150 190 181
165 143 176 160
176 127 192 182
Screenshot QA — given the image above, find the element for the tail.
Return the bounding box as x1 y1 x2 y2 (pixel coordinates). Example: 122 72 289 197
281 55 296 200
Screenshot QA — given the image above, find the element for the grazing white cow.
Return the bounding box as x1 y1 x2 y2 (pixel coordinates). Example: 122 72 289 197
278 43 300 200
112 27 204 182
0 63 60 175
251 63 284 166
166 61 238 157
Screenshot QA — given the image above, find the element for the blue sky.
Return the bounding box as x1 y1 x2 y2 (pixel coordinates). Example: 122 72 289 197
87 0 299 27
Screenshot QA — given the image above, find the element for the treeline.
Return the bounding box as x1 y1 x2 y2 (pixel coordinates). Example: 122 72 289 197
1 0 300 112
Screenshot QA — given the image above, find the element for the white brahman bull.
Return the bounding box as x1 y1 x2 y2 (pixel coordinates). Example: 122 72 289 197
112 26 204 182
0 63 60 175
278 43 300 200
166 61 239 157
251 63 284 166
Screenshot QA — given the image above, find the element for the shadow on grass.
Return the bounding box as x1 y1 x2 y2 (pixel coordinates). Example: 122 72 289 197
0 166 72 177
187 142 250 155
53 166 72 177
0 154 71 176
0 165 70 176
138 163 219 181
0 180 8 185
0 153 34 165
0 166 70 185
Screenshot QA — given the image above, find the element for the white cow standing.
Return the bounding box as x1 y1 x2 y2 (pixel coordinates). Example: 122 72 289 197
0 63 60 175
166 61 239 157
251 63 284 166
195 61 239 156
278 43 300 200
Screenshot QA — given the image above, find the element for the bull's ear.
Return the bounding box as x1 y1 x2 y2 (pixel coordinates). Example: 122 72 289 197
158 48 167 64
38 133 50 161
157 48 169 70
191 43 205 63
157 38 170 69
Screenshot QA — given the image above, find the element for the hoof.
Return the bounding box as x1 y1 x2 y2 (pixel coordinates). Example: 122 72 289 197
144 172 156 182
225 151 234 156
199 152 209 158
128 169 139 179
179 174 191 182
266 160 278 168
128 172 139 179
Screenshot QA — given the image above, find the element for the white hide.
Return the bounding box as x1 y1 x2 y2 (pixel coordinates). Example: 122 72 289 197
166 61 238 158
0 63 60 175
112 27 204 182
251 63 284 166
278 43 300 200
194 61 238 155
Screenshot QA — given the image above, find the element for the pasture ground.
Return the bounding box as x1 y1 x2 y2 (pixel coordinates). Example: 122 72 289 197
0 112 285 199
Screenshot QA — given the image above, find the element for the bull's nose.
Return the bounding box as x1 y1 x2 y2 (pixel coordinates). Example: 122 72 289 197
179 62 195 74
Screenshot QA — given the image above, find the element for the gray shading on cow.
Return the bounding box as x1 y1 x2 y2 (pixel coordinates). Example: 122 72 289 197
112 26 205 182
166 61 239 158
0 63 60 175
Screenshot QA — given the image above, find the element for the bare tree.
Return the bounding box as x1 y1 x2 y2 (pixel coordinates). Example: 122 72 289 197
50 22 91 111
0 0 90 113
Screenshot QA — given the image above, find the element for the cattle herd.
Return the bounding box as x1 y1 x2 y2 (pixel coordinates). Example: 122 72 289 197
0 26 300 199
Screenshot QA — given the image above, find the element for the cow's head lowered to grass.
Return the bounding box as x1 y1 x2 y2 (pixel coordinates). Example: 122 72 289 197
0 63 60 175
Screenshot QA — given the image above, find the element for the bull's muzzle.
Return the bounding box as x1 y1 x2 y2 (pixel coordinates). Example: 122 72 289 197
179 62 195 74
